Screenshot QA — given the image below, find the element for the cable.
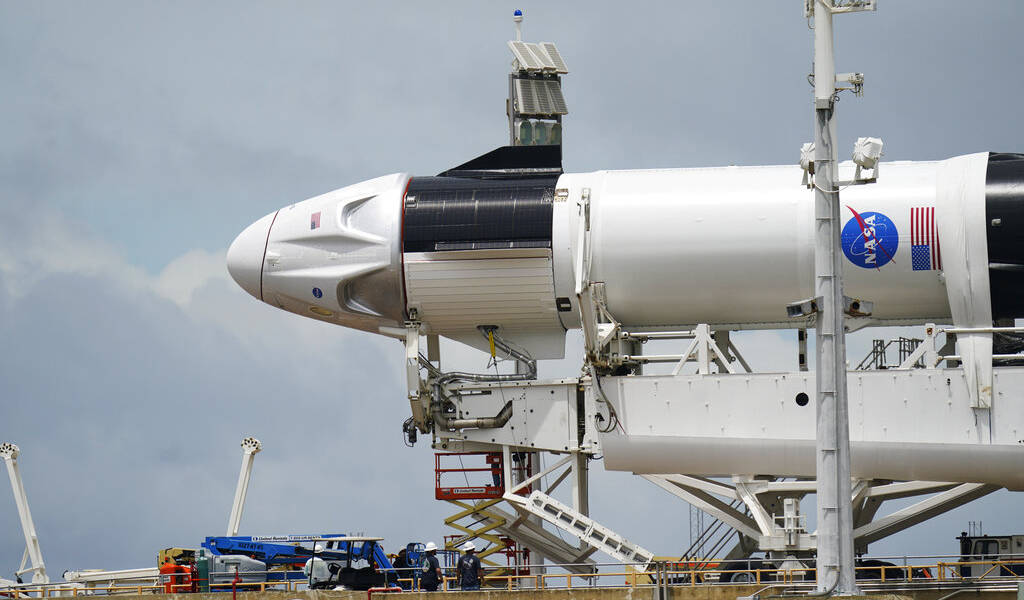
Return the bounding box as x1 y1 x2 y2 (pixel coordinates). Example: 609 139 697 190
457 455 471 487
590 365 622 434
402 417 416 447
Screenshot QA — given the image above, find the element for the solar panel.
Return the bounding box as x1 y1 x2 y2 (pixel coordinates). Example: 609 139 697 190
508 41 544 71
526 43 557 71
539 43 569 74
515 79 540 114
542 80 568 114
514 78 568 116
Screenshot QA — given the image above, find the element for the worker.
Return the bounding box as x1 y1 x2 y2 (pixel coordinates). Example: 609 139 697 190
393 548 411 590
159 556 178 594
303 544 332 589
457 542 483 591
487 452 503 489
419 542 442 592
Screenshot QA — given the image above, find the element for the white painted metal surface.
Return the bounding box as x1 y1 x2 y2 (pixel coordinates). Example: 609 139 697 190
553 159 968 329
504 490 655 567
404 248 565 358
810 0 859 591
598 367 1024 489
936 152 994 408
438 378 597 454
227 436 262 537
228 173 409 336
63 567 159 584
228 155 998 361
0 443 48 584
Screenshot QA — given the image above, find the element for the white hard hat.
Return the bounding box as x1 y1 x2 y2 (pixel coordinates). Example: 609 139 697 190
313 543 324 552
424 542 438 551
462 541 475 551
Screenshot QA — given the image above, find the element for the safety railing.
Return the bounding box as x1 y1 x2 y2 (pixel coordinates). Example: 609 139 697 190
2 555 1023 596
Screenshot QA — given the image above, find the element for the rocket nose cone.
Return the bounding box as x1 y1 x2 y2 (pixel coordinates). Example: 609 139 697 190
227 211 277 301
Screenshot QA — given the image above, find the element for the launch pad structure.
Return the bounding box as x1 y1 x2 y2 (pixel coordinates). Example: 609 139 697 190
396 2 1023 586
216 3 1024 591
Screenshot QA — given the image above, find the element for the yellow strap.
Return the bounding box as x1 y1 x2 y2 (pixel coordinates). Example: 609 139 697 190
488 330 496 359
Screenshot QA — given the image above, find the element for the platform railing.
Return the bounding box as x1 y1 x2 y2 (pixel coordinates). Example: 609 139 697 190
2 555 1023 596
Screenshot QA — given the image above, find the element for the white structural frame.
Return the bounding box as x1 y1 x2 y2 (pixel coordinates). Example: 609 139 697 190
0 443 48 585
410 312 1022 573
226 436 262 537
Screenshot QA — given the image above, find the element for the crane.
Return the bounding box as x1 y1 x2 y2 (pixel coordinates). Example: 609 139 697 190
1 443 48 585
226 436 262 537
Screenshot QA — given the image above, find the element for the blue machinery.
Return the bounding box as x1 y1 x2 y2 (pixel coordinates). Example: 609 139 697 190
201 535 397 590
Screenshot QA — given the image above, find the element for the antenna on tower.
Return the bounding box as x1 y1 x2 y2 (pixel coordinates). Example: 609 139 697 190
505 9 568 148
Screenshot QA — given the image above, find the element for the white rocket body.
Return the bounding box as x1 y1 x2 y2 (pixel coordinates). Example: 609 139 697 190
228 154 1006 359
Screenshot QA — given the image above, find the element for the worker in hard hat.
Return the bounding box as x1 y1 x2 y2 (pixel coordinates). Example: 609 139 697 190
420 542 442 591
393 548 411 590
303 544 332 589
457 542 483 591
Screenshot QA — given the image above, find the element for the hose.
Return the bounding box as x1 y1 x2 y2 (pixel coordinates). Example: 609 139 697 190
430 326 536 431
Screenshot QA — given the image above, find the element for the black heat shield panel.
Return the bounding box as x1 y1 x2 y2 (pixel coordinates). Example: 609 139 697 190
986 153 1024 319
403 176 557 253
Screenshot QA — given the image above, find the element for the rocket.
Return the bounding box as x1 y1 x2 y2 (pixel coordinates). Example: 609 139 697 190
227 145 1024 359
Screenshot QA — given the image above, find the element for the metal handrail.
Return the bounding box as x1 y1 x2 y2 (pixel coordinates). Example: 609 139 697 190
2 555 1023 596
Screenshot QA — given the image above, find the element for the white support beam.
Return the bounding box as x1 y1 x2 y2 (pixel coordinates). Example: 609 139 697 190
733 478 776 536
864 480 958 499
506 453 573 496
642 475 762 541
655 473 740 500
853 483 998 546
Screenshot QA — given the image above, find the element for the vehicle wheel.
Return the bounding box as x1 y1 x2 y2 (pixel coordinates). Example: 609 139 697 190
719 560 764 584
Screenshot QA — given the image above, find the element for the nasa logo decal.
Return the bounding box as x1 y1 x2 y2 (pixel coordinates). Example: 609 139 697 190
841 207 898 269
312 287 323 299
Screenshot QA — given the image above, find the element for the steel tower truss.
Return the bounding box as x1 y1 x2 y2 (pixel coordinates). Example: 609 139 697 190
404 306 1022 571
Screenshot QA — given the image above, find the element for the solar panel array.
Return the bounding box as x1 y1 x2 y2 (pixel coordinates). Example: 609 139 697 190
514 78 568 116
539 43 568 74
508 41 569 74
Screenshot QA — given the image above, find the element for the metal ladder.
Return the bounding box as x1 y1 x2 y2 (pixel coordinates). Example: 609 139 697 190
504 490 655 568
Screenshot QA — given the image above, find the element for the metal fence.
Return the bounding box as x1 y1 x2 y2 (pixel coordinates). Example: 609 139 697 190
3 554 1024 597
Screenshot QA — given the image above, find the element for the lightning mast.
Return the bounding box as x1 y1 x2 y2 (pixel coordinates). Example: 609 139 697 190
0 443 48 585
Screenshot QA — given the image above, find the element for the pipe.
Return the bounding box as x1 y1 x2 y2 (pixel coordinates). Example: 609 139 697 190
418 354 442 378
430 326 536 431
367 586 402 600
447 400 514 429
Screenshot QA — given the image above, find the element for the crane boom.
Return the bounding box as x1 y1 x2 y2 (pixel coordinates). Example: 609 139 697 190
0 443 48 584
226 437 262 537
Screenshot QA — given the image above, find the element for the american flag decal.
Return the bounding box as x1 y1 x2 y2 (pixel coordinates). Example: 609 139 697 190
310 211 321 230
910 206 941 271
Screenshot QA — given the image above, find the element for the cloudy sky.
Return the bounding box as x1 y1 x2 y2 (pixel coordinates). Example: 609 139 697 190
2 1 1023 581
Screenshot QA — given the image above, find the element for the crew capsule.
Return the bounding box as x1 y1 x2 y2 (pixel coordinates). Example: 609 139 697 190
227 148 1024 359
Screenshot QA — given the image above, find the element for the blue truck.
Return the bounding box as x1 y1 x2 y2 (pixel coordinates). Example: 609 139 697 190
199 535 398 591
